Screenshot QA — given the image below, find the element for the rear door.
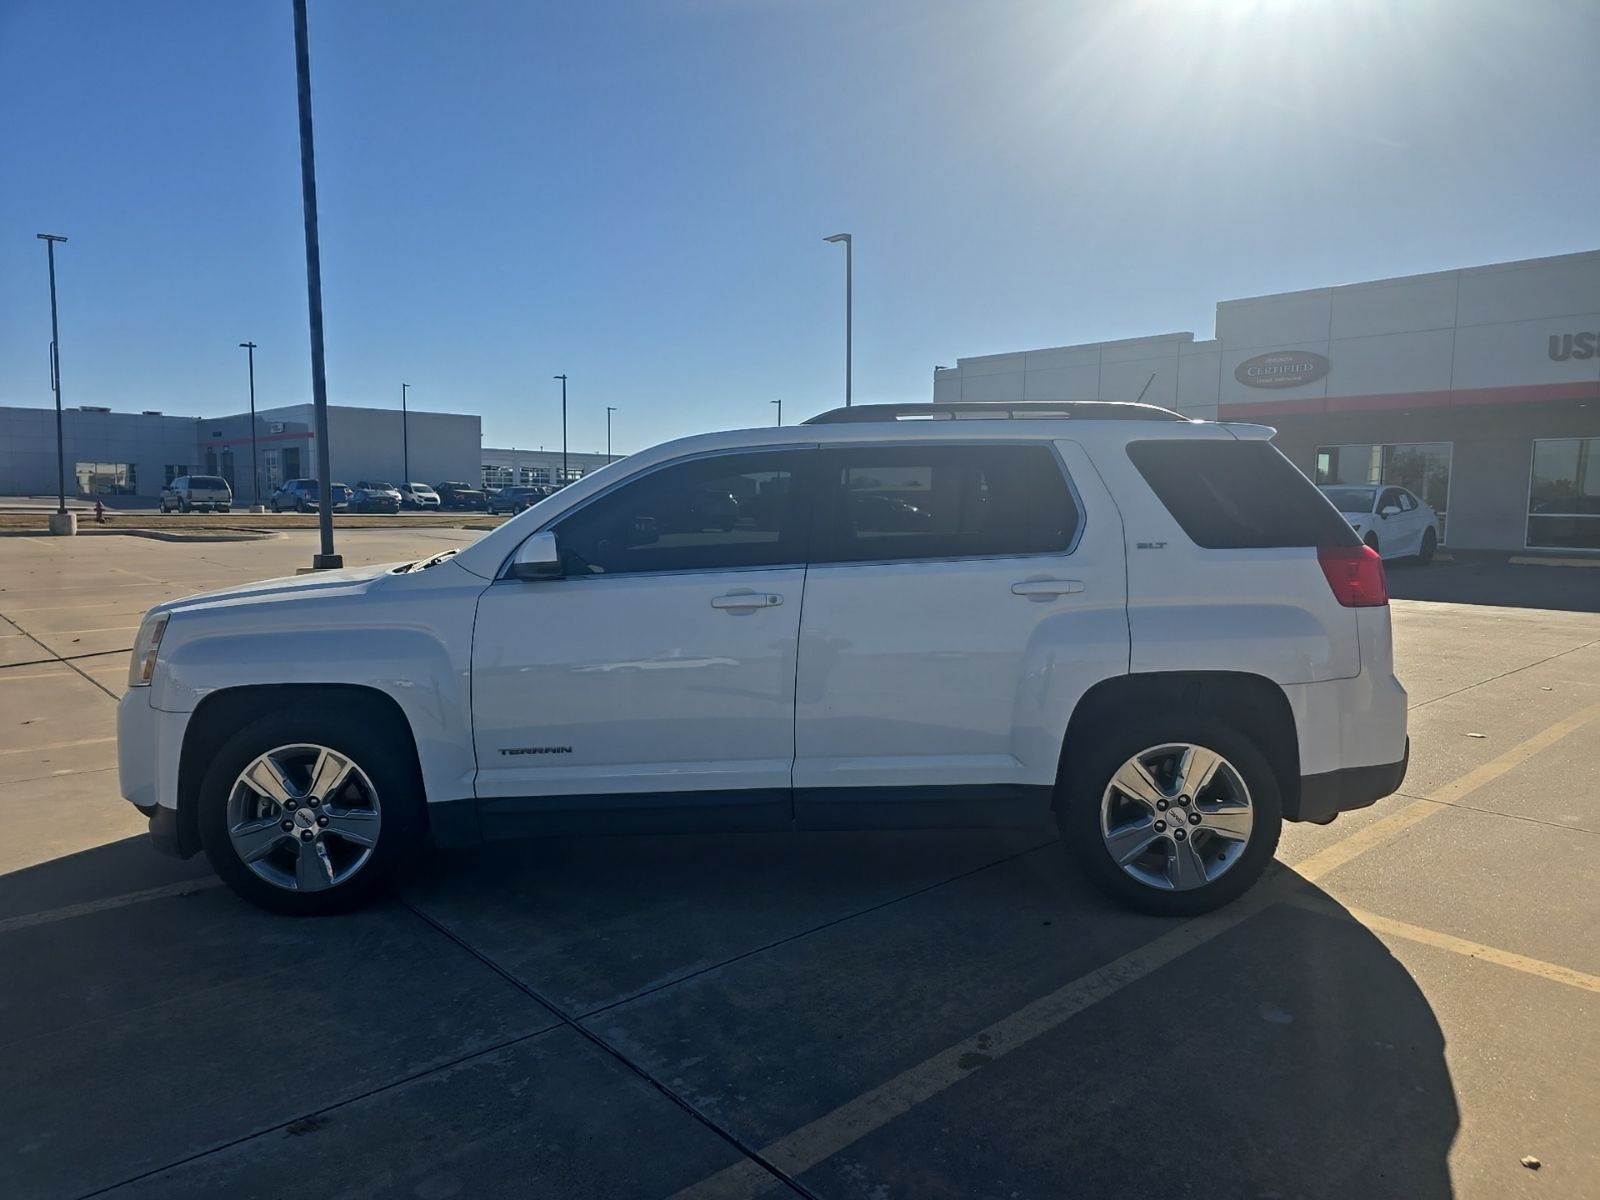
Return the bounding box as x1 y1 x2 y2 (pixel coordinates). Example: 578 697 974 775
791 439 1128 828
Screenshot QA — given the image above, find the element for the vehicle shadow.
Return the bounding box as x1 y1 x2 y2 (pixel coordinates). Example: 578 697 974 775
0 832 1460 1200
1387 553 1600 613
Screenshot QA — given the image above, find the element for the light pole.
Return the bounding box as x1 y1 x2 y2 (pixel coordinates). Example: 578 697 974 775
554 374 568 483
771 398 782 426
292 0 340 569
238 342 261 509
401 383 410 485
824 232 852 407
606 405 617 463
37 234 72 533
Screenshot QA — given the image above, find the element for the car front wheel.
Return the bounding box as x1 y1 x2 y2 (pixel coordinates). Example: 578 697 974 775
1418 528 1437 564
1060 713 1283 916
197 708 425 915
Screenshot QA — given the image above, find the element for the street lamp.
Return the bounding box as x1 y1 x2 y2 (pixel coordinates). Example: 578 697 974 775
401 383 410 485
292 0 340 569
606 405 617 463
238 342 261 509
824 233 852 407
36 234 71 533
554 374 568 483
771 398 782 426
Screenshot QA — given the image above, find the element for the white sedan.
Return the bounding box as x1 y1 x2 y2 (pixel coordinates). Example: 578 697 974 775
1320 484 1441 563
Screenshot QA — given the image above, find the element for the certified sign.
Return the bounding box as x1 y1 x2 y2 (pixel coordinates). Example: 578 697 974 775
1234 350 1330 389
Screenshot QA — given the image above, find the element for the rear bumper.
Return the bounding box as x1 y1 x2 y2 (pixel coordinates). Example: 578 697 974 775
1292 738 1409 823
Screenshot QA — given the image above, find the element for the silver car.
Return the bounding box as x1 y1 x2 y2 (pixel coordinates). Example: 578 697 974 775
160 475 232 513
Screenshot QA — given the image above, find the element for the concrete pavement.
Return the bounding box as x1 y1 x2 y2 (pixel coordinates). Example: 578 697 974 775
0 533 1595 1199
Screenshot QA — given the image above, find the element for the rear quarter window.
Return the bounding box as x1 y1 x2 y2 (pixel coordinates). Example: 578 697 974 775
1127 439 1359 549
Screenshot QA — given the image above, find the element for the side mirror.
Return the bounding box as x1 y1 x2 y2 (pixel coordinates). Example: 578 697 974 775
509 530 563 580
1379 505 1401 518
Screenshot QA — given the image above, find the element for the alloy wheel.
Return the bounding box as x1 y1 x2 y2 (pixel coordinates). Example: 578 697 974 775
1099 742 1254 891
225 743 382 892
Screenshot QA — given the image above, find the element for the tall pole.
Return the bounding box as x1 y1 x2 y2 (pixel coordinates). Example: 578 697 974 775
292 0 340 569
37 234 68 516
824 233 852 406
401 383 410 484
239 342 259 507
771 398 782 426
554 374 567 482
606 405 616 463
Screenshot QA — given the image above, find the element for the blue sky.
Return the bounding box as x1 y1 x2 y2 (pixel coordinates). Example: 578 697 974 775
2 0 1597 454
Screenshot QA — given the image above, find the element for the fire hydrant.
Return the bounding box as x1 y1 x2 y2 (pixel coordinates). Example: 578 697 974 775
94 500 106 524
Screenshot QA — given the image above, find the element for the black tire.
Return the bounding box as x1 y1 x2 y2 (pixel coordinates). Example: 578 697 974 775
1059 709 1283 917
180 499 192 513
1418 528 1437 564
1363 532 1380 554
196 706 426 916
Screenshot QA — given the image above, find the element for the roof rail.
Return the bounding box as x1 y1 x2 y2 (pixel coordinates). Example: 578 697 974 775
802 401 1188 425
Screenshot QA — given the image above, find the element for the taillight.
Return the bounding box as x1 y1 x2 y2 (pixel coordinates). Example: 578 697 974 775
1318 544 1388 607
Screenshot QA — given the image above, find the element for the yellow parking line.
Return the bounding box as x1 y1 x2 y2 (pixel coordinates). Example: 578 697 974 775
672 700 1600 1200
1292 698 1600 881
1285 896 1600 994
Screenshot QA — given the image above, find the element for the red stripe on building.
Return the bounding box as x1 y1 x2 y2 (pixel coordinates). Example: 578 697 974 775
1219 379 1600 420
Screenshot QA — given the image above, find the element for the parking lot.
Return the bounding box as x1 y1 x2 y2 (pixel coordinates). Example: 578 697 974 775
1 529 1596 1200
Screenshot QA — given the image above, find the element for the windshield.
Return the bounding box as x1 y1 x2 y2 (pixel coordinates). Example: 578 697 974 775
409 483 436 494
189 476 227 489
1320 486 1376 512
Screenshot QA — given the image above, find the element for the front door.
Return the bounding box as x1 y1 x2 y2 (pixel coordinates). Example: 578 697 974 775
792 440 1128 829
471 447 816 831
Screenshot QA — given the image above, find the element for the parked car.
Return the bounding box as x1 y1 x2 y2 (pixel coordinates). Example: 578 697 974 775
1318 484 1440 563
435 481 487 511
269 479 348 514
160 475 232 513
398 482 441 510
119 401 1408 916
486 486 548 515
351 481 402 514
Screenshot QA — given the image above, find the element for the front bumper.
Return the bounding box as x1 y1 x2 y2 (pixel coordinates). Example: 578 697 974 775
117 690 195 857
1292 738 1409 824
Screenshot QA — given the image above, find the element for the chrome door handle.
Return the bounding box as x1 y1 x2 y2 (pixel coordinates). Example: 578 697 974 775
1011 579 1084 597
711 592 783 609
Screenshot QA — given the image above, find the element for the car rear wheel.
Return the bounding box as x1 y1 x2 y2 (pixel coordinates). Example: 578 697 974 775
1060 712 1282 916
197 708 426 915
1418 528 1437 564
1363 532 1380 554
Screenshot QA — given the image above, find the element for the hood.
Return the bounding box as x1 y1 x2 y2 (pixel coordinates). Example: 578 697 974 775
156 560 401 616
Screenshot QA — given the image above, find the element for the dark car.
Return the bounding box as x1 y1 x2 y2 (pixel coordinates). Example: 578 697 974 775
435 481 487 511
351 481 402 513
269 478 348 513
486 485 548 515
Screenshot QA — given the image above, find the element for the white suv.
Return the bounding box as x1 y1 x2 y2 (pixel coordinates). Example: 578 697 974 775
118 403 1408 916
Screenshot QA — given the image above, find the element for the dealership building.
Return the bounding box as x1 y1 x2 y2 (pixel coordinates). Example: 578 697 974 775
934 248 1600 552
0 402 482 506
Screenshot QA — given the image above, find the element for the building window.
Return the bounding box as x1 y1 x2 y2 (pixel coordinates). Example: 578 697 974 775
75 462 137 496
520 466 550 486
1316 442 1452 541
1527 438 1600 551
483 465 514 490
164 464 188 485
264 450 281 489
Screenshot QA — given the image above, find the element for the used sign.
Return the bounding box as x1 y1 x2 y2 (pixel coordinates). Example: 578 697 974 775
1234 350 1330 389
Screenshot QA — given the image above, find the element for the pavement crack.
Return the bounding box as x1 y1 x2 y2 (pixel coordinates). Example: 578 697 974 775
1406 637 1600 713
398 894 821 1200
0 608 121 700
1388 790 1599 838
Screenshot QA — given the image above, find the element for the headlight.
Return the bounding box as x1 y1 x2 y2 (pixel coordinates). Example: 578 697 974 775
128 612 169 687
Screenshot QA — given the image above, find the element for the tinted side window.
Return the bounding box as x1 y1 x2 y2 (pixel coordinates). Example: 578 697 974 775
813 444 1079 564
552 450 809 576
1127 440 1359 549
